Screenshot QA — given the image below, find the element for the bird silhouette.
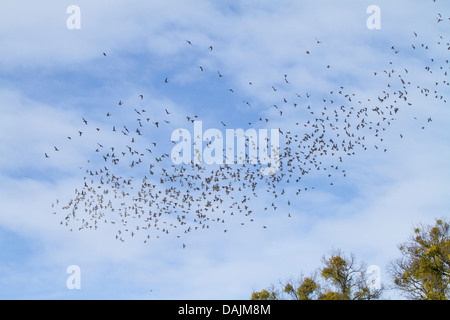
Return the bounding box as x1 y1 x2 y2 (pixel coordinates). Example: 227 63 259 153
51 10 448 245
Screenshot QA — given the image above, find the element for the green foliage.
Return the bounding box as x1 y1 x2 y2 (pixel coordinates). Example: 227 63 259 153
318 290 348 300
251 218 449 300
297 277 319 300
389 218 450 300
251 249 382 300
251 289 277 300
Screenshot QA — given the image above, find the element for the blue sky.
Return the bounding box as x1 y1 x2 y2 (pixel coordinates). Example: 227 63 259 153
0 0 449 299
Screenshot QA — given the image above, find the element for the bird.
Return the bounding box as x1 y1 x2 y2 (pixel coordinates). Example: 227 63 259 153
52 9 448 247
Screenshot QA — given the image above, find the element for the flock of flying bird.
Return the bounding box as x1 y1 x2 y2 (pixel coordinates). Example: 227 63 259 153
48 4 449 246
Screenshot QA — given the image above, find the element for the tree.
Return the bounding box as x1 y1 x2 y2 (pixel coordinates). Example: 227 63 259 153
250 289 277 301
389 218 450 300
251 249 383 300
251 274 321 301
319 250 382 300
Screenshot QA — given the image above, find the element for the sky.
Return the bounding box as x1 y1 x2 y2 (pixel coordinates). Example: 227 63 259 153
0 0 449 299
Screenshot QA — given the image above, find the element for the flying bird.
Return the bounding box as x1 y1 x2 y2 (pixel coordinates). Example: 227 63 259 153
53 10 447 246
